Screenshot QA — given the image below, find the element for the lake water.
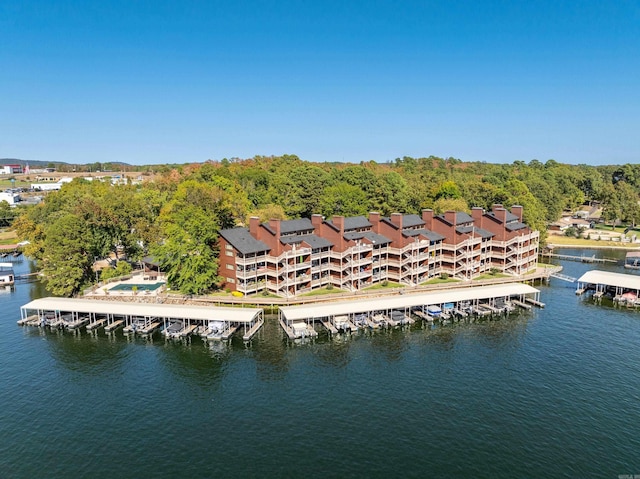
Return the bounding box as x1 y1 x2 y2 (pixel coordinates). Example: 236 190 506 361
2 250 640 478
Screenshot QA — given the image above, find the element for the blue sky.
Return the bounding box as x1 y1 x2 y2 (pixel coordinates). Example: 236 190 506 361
1 0 639 165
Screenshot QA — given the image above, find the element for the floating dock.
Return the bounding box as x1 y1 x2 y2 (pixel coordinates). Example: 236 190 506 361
511 299 532 310
576 270 640 308
543 253 617 264
242 317 264 340
278 283 541 334
19 297 264 340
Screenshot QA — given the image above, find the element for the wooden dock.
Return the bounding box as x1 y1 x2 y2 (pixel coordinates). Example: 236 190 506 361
320 319 338 334
66 316 90 330
105 320 124 332
86 318 108 331
221 324 239 340
413 310 433 321
543 253 618 264
510 300 531 310
279 317 297 339
525 298 545 308
139 321 161 336
17 314 38 326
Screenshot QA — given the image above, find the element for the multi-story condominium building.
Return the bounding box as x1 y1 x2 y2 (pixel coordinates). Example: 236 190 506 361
472 204 539 276
218 205 539 296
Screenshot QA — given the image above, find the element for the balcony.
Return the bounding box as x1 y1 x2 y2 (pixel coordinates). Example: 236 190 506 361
351 257 372 267
235 254 268 266
352 269 372 280
350 244 373 254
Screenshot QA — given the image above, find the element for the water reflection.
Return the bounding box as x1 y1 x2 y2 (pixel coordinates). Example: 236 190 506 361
366 327 410 362
311 338 352 369
43 328 129 374
469 314 531 351
158 337 229 389
251 316 290 381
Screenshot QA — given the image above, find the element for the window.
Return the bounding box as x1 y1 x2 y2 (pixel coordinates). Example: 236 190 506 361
226 278 235 284
225 251 233 257
225 244 233 250
226 264 234 270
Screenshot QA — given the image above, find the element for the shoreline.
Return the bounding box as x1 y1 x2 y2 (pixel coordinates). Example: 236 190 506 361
546 243 640 250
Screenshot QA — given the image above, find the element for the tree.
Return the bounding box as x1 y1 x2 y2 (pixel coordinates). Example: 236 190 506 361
41 213 94 296
246 204 287 224
373 171 409 215
100 261 133 281
432 197 469 214
150 180 230 294
319 183 369 217
267 165 330 218
0 201 17 227
434 180 462 200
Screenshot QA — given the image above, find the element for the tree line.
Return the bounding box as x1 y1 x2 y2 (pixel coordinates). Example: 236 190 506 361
12 155 640 296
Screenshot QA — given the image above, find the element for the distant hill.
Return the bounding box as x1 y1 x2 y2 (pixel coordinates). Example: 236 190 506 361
0 158 133 168
0 158 60 167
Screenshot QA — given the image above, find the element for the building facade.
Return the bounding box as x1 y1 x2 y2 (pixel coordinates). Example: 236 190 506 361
1 164 23 175
219 205 539 297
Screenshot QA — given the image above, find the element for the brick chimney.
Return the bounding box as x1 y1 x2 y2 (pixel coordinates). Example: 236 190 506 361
332 215 345 233
492 204 503 211
421 209 434 229
269 218 281 238
249 216 260 236
511 205 523 222
493 207 507 223
369 212 381 233
444 210 457 225
311 214 323 233
390 213 403 228
471 207 484 227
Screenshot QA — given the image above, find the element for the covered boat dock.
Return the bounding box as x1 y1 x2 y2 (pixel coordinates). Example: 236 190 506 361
0 262 15 286
18 298 264 341
576 270 640 305
279 283 541 338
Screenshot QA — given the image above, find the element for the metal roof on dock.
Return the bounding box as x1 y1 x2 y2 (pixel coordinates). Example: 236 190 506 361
577 270 640 291
280 283 539 321
21 298 262 323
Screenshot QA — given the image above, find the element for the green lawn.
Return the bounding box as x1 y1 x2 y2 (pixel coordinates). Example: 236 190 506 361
300 286 345 296
0 230 18 245
537 262 557 268
474 273 509 280
0 179 30 189
363 281 405 291
421 277 461 285
547 235 635 248
592 224 635 233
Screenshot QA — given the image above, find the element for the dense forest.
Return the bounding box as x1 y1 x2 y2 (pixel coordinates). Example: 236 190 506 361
12 155 640 296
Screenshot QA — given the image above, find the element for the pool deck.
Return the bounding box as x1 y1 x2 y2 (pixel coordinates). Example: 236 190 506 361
85 272 167 298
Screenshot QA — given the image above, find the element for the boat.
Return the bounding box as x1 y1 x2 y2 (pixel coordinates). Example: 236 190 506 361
353 313 368 329
204 320 227 340
619 291 638 305
291 321 317 339
334 315 354 332
368 313 388 329
426 305 442 320
162 320 185 339
624 252 640 269
390 309 414 326
0 262 15 286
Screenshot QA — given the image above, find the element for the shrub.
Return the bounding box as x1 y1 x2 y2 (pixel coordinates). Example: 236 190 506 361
440 272 449 280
